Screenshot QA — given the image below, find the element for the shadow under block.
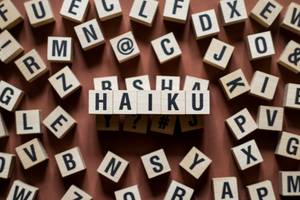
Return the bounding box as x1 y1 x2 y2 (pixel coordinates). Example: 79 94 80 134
179 115 204 132
61 185 92 200
24 0 55 28
279 171 300 196
43 106 76 139
0 80 24 112
231 139 263 170
257 105 283 131
15 138 48 170
115 185 141 200
250 0 283 28
47 36 73 63
179 146 211 179
7 180 38 200
0 113 8 138
97 151 129 183
96 115 119 131
163 0 190 23
141 149 171 179
283 83 300 110
164 180 194 200
150 115 176 135
278 40 300 73
212 177 238 200
281 2 300 36
60 0 89 23
125 75 151 90
94 0 122 21
151 32 182 64
0 152 15 179
220 0 247 26
275 131 300 160
15 109 42 135
203 38 234 70
14 49 48 82
129 0 158 26
246 180 276 200
0 0 23 30
123 115 148 134
0 30 24 64
55 147 86 178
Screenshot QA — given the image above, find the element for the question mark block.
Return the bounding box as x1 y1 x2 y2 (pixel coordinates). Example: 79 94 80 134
179 115 203 132
110 31 140 63
123 115 148 134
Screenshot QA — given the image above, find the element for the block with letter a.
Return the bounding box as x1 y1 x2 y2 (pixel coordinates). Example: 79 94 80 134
212 177 238 200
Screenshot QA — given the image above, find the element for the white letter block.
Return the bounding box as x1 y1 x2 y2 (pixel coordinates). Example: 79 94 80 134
94 0 122 21
129 0 158 26
74 18 105 51
156 76 180 91
184 75 209 91
14 49 48 82
0 80 24 112
141 149 171 179
15 109 42 135
115 185 141 200
113 90 137 114
15 138 48 170
94 76 119 90
279 171 300 196
55 147 86 178
213 177 238 200
0 30 23 64
97 151 129 183
7 180 38 200
220 0 247 26
0 0 23 30
164 180 194 200
204 38 234 70
278 40 300 73
246 31 275 60
43 106 76 139
60 0 89 23
0 152 15 179
250 71 279 100
275 131 300 160
179 146 211 179
151 32 182 64
150 115 176 135
48 66 81 99
247 180 276 200
257 106 283 131
192 9 220 40
283 83 300 110
163 0 190 23
47 37 73 63
231 139 263 170
89 90 113 114
0 113 8 138
125 75 151 90
61 185 92 200
137 90 161 114
250 0 283 28
161 91 185 115
185 91 210 115
110 31 140 63
24 0 55 28
219 69 250 100
281 2 300 36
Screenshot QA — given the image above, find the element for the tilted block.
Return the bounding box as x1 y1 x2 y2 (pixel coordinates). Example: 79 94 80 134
0 80 24 112
60 0 89 23
7 180 38 200
0 152 15 179
0 30 23 64
115 185 141 200
0 0 23 30
0 113 9 138
281 2 300 36
164 180 194 200
278 40 300 74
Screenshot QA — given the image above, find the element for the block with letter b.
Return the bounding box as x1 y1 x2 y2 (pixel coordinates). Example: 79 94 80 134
164 180 194 200
115 185 141 200
0 113 9 138
257 106 283 131
247 180 276 200
94 0 122 21
7 180 38 200
94 76 119 90
213 177 239 200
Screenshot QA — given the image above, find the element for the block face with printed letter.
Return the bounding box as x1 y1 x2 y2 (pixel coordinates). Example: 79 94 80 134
247 180 276 200
164 180 194 200
7 180 38 200
129 0 158 26
61 185 92 200
0 0 23 30
257 105 283 131
279 171 300 196
115 185 141 200
0 152 15 179
220 0 247 25
47 36 73 63
163 0 190 23
281 2 300 36
0 30 24 64
275 131 300 160
213 177 239 200
15 109 42 135
94 0 122 21
0 81 24 112
60 0 89 23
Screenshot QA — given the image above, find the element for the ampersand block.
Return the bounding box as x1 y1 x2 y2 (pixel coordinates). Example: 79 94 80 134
0 152 15 179
213 177 238 200
0 30 24 64
115 185 141 200
275 131 300 160
281 2 300 36
0 0 23 30
247 180 276 200
129 0 158 26
7 180 38 200
61 185 92 200
219 0 247 26
164 180 194 200
278 40 300 73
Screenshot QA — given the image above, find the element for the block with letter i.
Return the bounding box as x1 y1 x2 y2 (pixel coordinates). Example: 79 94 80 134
0 81 24 112
220 0 247 26
275 131 300 160
279 171 300 196
163 0 190 24
0 0 23 30
213 177 238 200
247 180 276 200
257 106 283 131
164 180 194 200
283 83 300 110
47 37 73 63
7 180 38 200
281 2 300 36
115 185 141 200
60 0 89 23
0 30 24 64
0 152 15 179
15 109 42 135
94 0 122 21
129 0 158 26
55 147 86 178
0 113 8 138
278 40 300 73
61 185 92 200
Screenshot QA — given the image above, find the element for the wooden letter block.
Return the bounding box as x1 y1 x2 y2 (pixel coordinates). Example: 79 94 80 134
47 36 73 63
257 106 283 131
0 152 15 179
161 91 185 115
123 115 148 134
279 171 300 196
163 0 190 23
60 0 89 23
15 109 42 135
213 177 238 200
250 0 282 28
250 71 279 100
150 115 176 135
137 90 161 114
278 40 300 73
24 0 55 28
94 0 122 21
61 185 92 200
164 180 194 200
156 76 180 91
184 75 209 91
55 147 86 178
192 9 220 39
94 76 119 90
113 90 137 114
129 0 158 26
283 83 300 110
96 115 119 131
7 180 38 200
219 69 250 100
231 139 263 170
0 113 8 138
0 30 23 64
247 180 276 200
203 38 234 70
48 66 81 99
89 90 113 114
185 91 210 115
179 147 211 179
0 0 23 30
43 106 76 139
0 81 24 112
179 115 203 132
15 49 48 82
141 149 171 179
151 32 182 64
15 138 48 170
74 18 105 51
115 185 141 200
110 31 140 63
97 151 129 183
220 0 247 26
125 75 151 91
281 2 300 36
246 31 275 60
275 131 300 160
